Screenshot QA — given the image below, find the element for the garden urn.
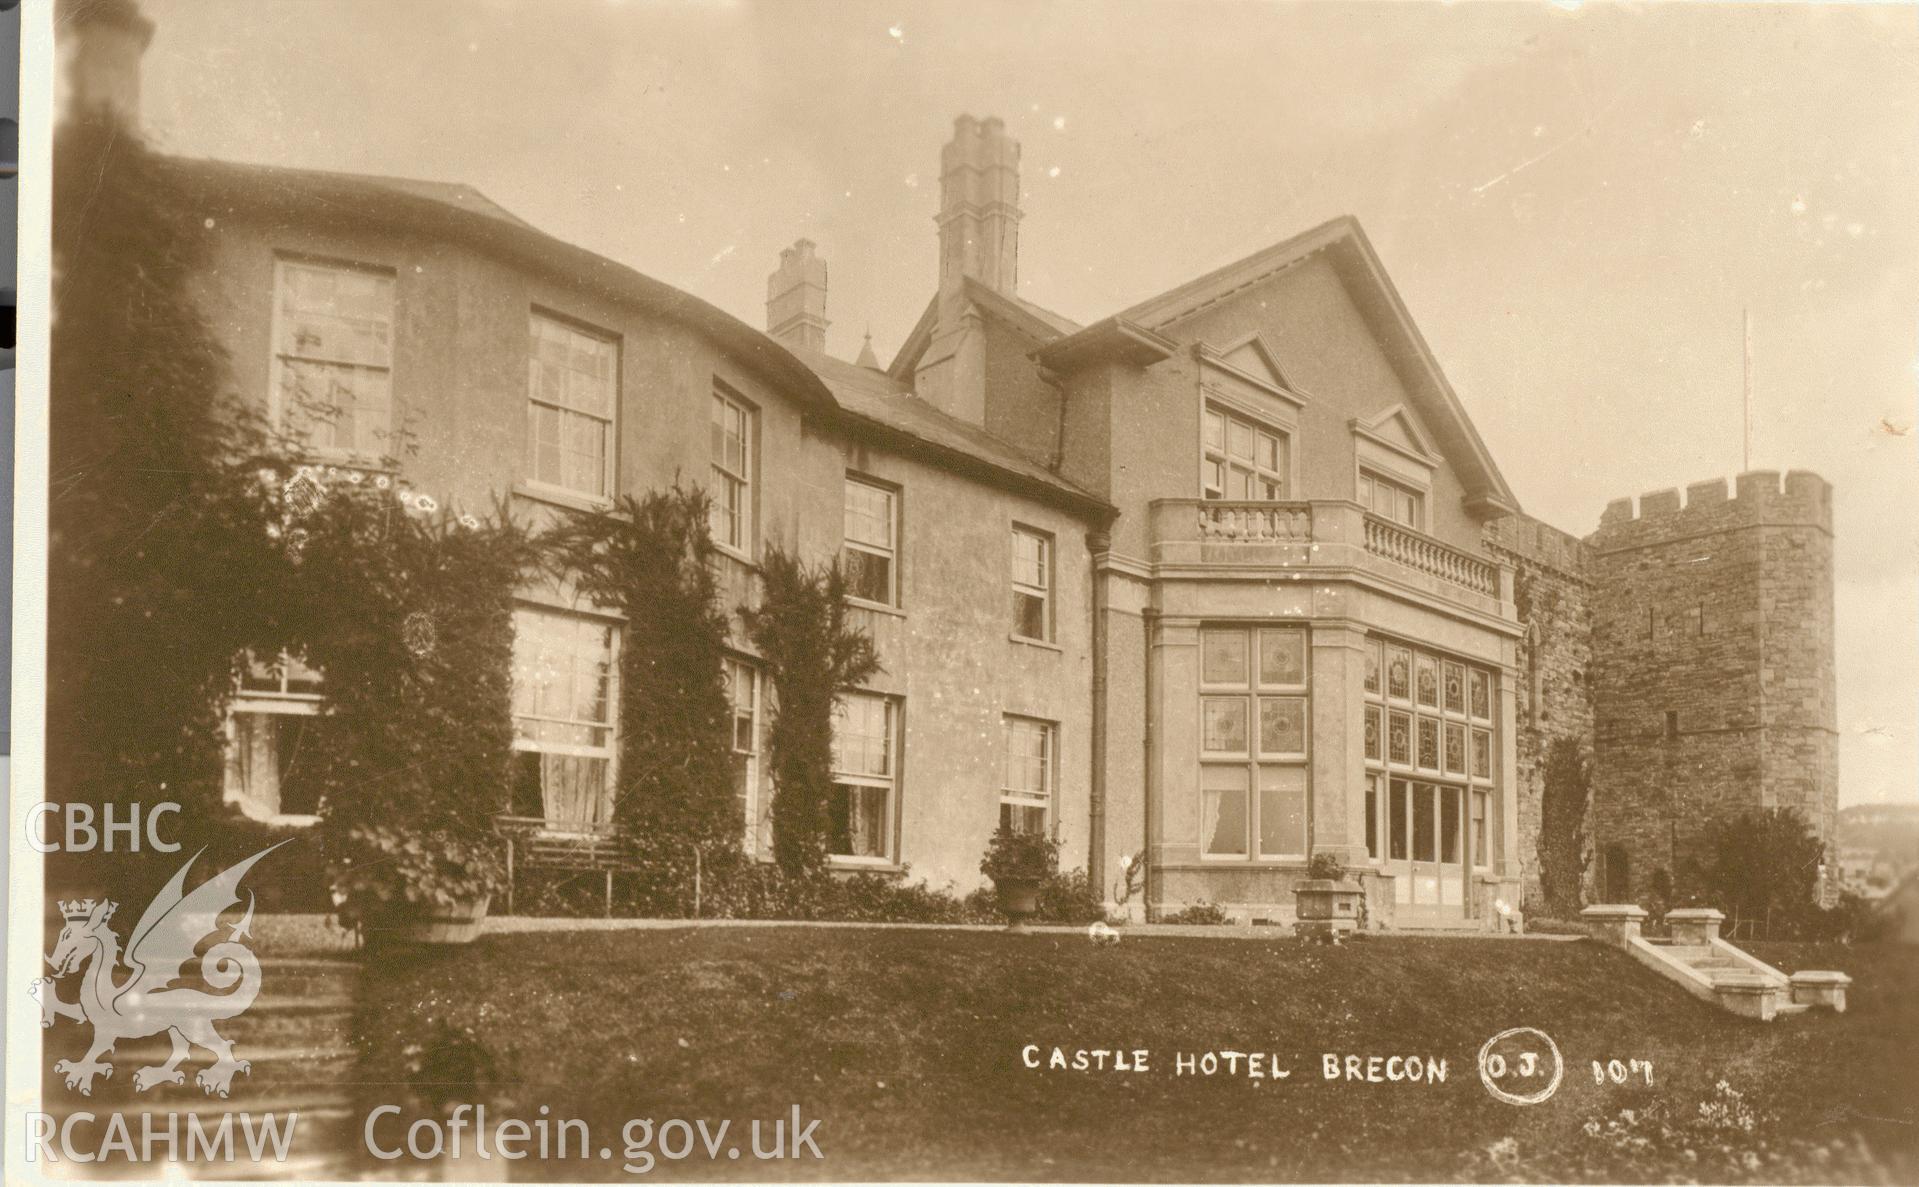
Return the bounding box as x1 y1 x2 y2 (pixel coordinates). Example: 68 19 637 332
995 877 1042 932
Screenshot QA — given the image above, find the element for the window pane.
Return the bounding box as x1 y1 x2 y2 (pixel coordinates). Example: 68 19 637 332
1227 419 1254 460
1471 729 1492 780
1364 639 1381 695
1470 670 1492 720
1389 780 1408 860
1443 662 1465 715
1013 591 1048 640
1417 717 1440 769
1203 410 1225 450
844 481 894 549
1364 705 1381 762
1001 802 1047 835
1413 784 1436 862
1388 711 1412 766
844 547 893 605
1441 786 1461 864
1415 654 1439 707
1258 697 1305 756
1258 432 1280 472
1387 646 1411 700
1258 764 1305 856
1203 459 1225 498
1444 722 1467 775
1201 765 1248 857
1365 776 1379 859
1201 697 1248 753
1258 629 1305 686
1011 530 1048 588
1201 630 1247 685
828 783 887 858
1472 790 1489 866
832 695 891 777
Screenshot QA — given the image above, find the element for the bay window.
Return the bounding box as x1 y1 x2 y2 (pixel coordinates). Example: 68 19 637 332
1198 625 1308 859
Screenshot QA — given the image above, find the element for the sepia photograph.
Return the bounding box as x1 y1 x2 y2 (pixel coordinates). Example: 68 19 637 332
7 0 1917 1182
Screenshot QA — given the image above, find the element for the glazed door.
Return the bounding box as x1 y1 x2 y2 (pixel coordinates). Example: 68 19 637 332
1387 779 1466 923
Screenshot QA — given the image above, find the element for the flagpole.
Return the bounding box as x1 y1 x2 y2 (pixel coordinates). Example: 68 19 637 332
1743 307 1753 472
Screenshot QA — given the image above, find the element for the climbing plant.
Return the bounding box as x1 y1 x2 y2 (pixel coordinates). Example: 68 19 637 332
743 549 880 876
46 111 291 894
544 487 740 907
1538 735 1591 917
284 475 533 926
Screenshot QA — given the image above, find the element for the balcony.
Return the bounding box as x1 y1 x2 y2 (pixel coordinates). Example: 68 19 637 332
1147 499 1508 612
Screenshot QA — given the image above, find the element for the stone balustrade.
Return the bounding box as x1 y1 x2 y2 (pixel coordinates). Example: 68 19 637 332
1195 500 1313 542
1362 513 1500 597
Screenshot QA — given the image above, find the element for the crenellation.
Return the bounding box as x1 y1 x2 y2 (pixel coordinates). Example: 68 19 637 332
1685 477 1728 506
1638 488 1682 518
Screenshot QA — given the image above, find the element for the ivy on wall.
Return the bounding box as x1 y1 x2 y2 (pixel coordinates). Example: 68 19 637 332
1538 735 1591 917
47 112 293 893
744 550 880 876
546 487 740 909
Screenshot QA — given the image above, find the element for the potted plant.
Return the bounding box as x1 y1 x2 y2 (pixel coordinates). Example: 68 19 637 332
328 823 504 947
1294 851 1365 940
980 827 1059 932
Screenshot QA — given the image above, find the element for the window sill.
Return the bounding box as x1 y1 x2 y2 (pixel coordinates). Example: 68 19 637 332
1008 633 1063 653
827 857 903 875
712 542 757 567
513 482 614 514
846 598 906 619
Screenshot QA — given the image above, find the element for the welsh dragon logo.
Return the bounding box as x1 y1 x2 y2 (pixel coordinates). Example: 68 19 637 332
30 842 286 1098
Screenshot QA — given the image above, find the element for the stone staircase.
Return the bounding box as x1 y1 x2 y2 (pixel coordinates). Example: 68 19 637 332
1581 905 1851 1021
35 950 363 1180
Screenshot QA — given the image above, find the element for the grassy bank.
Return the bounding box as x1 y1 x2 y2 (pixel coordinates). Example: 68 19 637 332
350 928 1917 1182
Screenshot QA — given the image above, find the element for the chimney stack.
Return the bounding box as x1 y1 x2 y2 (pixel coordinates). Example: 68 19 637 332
937 116 1021 295
765 238 829 354
59 0 155 131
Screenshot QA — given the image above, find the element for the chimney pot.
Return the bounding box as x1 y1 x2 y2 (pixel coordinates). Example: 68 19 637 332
937 113 1021 295
766 237 829 354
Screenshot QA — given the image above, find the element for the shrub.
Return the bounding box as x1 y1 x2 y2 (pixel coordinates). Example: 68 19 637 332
744 550 880 876
1695 807 1828 937
980 827 1061 883
47 113 291 898
1161 901 1231 926
1305 852 1344 881
544 487 739 905
326 823 505 937
1538 736 1592 918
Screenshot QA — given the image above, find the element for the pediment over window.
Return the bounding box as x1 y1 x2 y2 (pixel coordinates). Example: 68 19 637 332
1352 404 1439 467
1196 334 1305 418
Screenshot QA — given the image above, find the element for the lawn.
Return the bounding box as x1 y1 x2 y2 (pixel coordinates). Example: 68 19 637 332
349 928 1919 1182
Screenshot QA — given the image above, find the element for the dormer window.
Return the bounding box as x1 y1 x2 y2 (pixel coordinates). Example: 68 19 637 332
1203 406 1289 501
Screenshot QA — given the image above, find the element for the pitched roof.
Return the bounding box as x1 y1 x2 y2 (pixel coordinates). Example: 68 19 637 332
886 278 1082 381
798 350 1112 520
1104 215 1520 515
157 154 839 417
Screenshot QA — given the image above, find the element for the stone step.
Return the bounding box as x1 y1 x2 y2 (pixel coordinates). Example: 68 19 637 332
1777 1001 1812 1017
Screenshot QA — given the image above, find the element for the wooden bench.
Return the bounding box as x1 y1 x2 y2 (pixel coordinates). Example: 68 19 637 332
493 816 639 916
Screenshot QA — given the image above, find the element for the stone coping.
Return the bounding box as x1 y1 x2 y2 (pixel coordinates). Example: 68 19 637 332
1664 907 1726 921
1578 903 1648 920
1788 969 1852 986
1712 973 1775 993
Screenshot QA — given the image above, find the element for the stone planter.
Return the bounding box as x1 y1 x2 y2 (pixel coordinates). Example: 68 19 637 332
994 877 1042 932
369 895 491 947
1293 878 1362 940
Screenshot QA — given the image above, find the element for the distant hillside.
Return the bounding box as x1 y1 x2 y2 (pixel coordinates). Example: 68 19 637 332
1839 802 1919 861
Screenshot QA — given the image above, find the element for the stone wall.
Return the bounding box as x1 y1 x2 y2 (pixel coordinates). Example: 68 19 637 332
1484 514 1593 913
1584 471 1837 902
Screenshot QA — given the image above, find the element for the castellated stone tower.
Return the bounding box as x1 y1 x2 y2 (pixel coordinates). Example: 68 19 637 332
1584 470 1837 902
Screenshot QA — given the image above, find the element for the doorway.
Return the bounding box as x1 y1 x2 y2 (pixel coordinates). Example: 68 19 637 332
1386 778 1466 924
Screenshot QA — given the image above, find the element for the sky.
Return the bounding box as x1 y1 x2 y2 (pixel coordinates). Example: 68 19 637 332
127 0 1917 806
